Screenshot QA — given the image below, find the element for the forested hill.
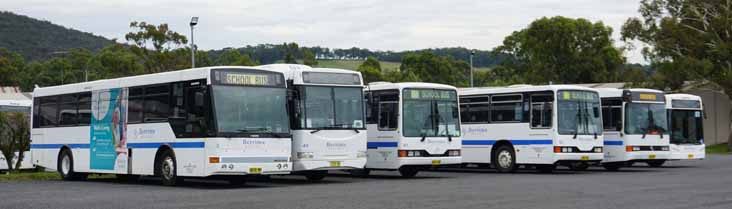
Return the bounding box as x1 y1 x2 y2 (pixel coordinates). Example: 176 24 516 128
0 11 115 60
209 45 507 68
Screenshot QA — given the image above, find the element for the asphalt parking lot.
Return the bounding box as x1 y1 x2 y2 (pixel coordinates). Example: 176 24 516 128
2 154 731 209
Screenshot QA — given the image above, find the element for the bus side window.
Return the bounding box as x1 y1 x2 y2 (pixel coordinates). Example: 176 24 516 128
491 95 522 122
530 94 553 128
58 94 78 126
78 92 91 125
143 84 171 122
32 98 40 128
378 102 398 130
39 96 58 127
128 87 144 123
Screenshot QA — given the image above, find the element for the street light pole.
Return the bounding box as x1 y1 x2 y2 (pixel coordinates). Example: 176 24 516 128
470 50 475 87
190 17 199 68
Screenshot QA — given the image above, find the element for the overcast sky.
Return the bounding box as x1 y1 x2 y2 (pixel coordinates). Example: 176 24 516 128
3 0 648 63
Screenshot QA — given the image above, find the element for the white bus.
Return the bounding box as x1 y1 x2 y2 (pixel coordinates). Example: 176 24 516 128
666 94 705 161
460 85 604 173
258 64 367 180
30 66 292 186
359 82 461 177
597 88 670 170
1 99 34 170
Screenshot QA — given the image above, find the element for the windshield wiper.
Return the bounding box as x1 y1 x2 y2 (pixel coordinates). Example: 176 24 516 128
573 104 581 139
420 133 427 142
436 106 452 142
332 123 360 133
237 128 270 133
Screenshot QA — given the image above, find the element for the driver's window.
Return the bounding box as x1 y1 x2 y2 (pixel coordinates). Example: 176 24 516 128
530 94 553 128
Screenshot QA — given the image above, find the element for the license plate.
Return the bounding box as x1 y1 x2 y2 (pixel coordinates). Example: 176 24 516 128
329 161 341 167
432 160 441 165
649 154 656 159
249 167 262 174
581 156 590 161
688 154 694 159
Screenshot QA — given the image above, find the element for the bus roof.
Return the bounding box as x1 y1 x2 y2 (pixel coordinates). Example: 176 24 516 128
32 66 276 97
666 93 703 109
594 88 664 98
458 84 597 96
257 64 363 86
366 82 457 91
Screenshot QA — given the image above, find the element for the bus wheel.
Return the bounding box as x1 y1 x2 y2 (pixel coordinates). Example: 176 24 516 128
349 169 371 177
536 165 555 173
647 160 666 168
157 150 182 186
304 170 328 181
57 149 86 181
398 166 419 178
493 145 517 173
602 162 623 171
568 162 589 171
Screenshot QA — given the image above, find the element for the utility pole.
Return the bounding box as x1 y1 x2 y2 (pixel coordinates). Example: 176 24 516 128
190 17 199 68
470 50 475 87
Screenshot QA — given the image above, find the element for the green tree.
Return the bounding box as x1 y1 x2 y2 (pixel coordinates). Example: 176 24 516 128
0 48 25 86
215 49 257 66
86 44 145 80
621 0 732 150
303 50 318 67
494 16 625 84
357 56 383 83
124 21 189 73
283 42 299 64
0 112 29 172
399 52 468 86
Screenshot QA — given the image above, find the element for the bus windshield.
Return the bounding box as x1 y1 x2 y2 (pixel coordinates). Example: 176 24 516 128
212 85 289 135
669 110 703 144
625 103 667 135
301 86 364 129
403 89 460 137
558 91 602 136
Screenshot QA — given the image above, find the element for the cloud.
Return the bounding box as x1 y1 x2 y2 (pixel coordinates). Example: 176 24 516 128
2 0 647 63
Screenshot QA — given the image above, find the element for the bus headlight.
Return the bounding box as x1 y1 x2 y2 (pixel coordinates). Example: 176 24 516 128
660 146 670 151
593 147 603 153
398 150 422 157
448 150 461 156
357 151 367 158
297 152 314 159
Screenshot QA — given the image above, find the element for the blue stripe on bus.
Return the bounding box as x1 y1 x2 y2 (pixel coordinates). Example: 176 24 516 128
367 142 398 149
604 141 624 146
31 142 205 149
462 139 553 145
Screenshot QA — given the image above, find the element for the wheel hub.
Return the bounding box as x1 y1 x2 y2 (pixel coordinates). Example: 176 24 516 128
498 150 512 168
162 157 174 180
61 155 70 175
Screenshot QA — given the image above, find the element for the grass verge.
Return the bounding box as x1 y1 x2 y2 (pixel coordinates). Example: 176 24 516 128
0 171 116 182
706 144 732 154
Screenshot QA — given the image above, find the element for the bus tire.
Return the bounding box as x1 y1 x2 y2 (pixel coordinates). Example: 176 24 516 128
568 162 589 171
647 160 666 168
349 169 370 177
602 162 623 171
398 166 419 178
156 149 182 186
304 170 328 181
492 145 517 173
57 149 86 181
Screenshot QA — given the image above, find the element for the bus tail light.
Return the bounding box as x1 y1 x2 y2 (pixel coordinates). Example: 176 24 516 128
209 157 220 163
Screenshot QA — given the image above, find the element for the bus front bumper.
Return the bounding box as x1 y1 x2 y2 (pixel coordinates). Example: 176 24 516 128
396 156 462 167
553 152 603 163
206 156 292 176
626 150 671 162
292 158 367 171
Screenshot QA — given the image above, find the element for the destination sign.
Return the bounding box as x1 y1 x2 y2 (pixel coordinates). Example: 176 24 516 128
672 100 701 108
302 72 361 85
630 92 665 102
560 90 598 101
404 89 456 100
212 69 284 87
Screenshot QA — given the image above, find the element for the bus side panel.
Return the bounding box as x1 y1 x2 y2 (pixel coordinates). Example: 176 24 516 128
602 131 626 162
31 127 93 172
126 123 205 177
364 124 401 169
462 123 554 164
